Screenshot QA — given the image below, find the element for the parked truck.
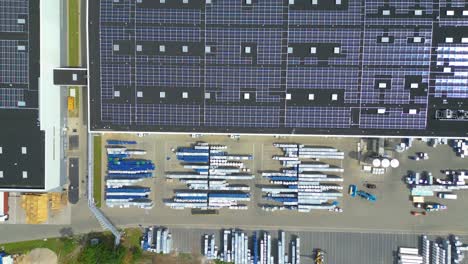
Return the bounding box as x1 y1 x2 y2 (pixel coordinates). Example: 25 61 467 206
414 203 447 212
437 193 457 200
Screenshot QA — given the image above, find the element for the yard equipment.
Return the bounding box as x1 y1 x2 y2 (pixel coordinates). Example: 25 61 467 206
315 249 325 264
356 190 377 202
348 184 357 197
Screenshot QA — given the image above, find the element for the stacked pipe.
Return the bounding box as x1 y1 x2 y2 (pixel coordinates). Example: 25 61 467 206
141 227 172 254
261 144 344 212
414 235 468 264
105 141 154 209
278 231 285 264
440 247 446 264
452 236 467 263
290 241 295 264
273 143 345 160
165 143 253 210
291 237 300 264
106 140 137 145
260 232 273 264
204 234 218 260
422 235 430 264
443 240 451 264
223 230 230 262
105 173 152 187
205 229 251 264
105 186 152 208
203 229 302 264
431 242 440 264
398 247 423 264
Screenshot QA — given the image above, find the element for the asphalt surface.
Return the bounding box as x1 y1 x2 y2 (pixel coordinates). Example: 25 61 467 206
0 199 100 244
156 227 468 264
69 135 79 150
1 196 468 264
68 158 79 204
96 134 468 235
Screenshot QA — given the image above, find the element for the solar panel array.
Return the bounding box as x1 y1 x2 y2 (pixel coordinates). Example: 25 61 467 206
434 0 468 99
0 0 45 189
91 0 468 135
0 0 33 109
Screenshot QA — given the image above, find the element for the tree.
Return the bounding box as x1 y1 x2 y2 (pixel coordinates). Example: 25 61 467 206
77 242 126 264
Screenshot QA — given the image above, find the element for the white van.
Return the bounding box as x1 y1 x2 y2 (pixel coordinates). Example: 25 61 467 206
0 214 8 222
437 193 457 200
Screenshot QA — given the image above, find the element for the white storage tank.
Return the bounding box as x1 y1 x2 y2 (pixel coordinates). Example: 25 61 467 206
381 158 390 168
390 159 400 168
372 158 381 167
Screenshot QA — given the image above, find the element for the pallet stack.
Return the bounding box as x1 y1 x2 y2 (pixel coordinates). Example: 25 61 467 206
21 194 48 224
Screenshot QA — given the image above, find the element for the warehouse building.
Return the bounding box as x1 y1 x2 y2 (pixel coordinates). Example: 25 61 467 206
88 0 468 137
0 0 65 191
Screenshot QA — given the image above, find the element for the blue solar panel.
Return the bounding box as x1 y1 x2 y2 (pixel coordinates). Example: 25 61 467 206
0 40 28 84
100 0 133 23
206 0 284 25
205 105 281 128
0 88 24 108
0 0 28 32
289 0 362 26
360 108 427 130
90 0 468 136
138 7 201 25
135 104 201 126
0 0 33 109
285 107 351 129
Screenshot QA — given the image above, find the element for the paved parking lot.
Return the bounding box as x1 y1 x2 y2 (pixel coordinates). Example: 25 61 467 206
98 134 468 235
167 227 468 264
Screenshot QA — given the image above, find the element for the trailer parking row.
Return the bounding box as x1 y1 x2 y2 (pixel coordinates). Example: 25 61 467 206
261 144 344 213
105 140 155 209
164 143 254 210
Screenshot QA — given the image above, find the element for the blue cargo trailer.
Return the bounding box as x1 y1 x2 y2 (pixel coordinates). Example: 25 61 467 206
108 160 154 165
209 193 249 198
105 195 149 200
107 173 152 179
108 164 155 170
177 156 209 163
253 232 258 264
268 176 298 181
269 197 298 203
177 148 209 153
107 140 137 145
106 187 150 193
108 154 130 159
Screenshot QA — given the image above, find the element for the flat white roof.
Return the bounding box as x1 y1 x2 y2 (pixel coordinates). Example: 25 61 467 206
39 0 65 191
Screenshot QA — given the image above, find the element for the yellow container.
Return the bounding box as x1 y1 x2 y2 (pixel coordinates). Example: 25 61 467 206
68 96 75 111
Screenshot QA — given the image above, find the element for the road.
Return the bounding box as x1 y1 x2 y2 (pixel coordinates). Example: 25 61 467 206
0 199 99 244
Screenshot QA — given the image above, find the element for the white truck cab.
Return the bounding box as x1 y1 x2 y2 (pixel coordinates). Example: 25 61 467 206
437 193 457 200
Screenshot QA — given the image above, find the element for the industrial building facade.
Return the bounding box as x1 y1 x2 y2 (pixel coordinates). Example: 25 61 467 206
0 0 65 191
88 0 468 137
